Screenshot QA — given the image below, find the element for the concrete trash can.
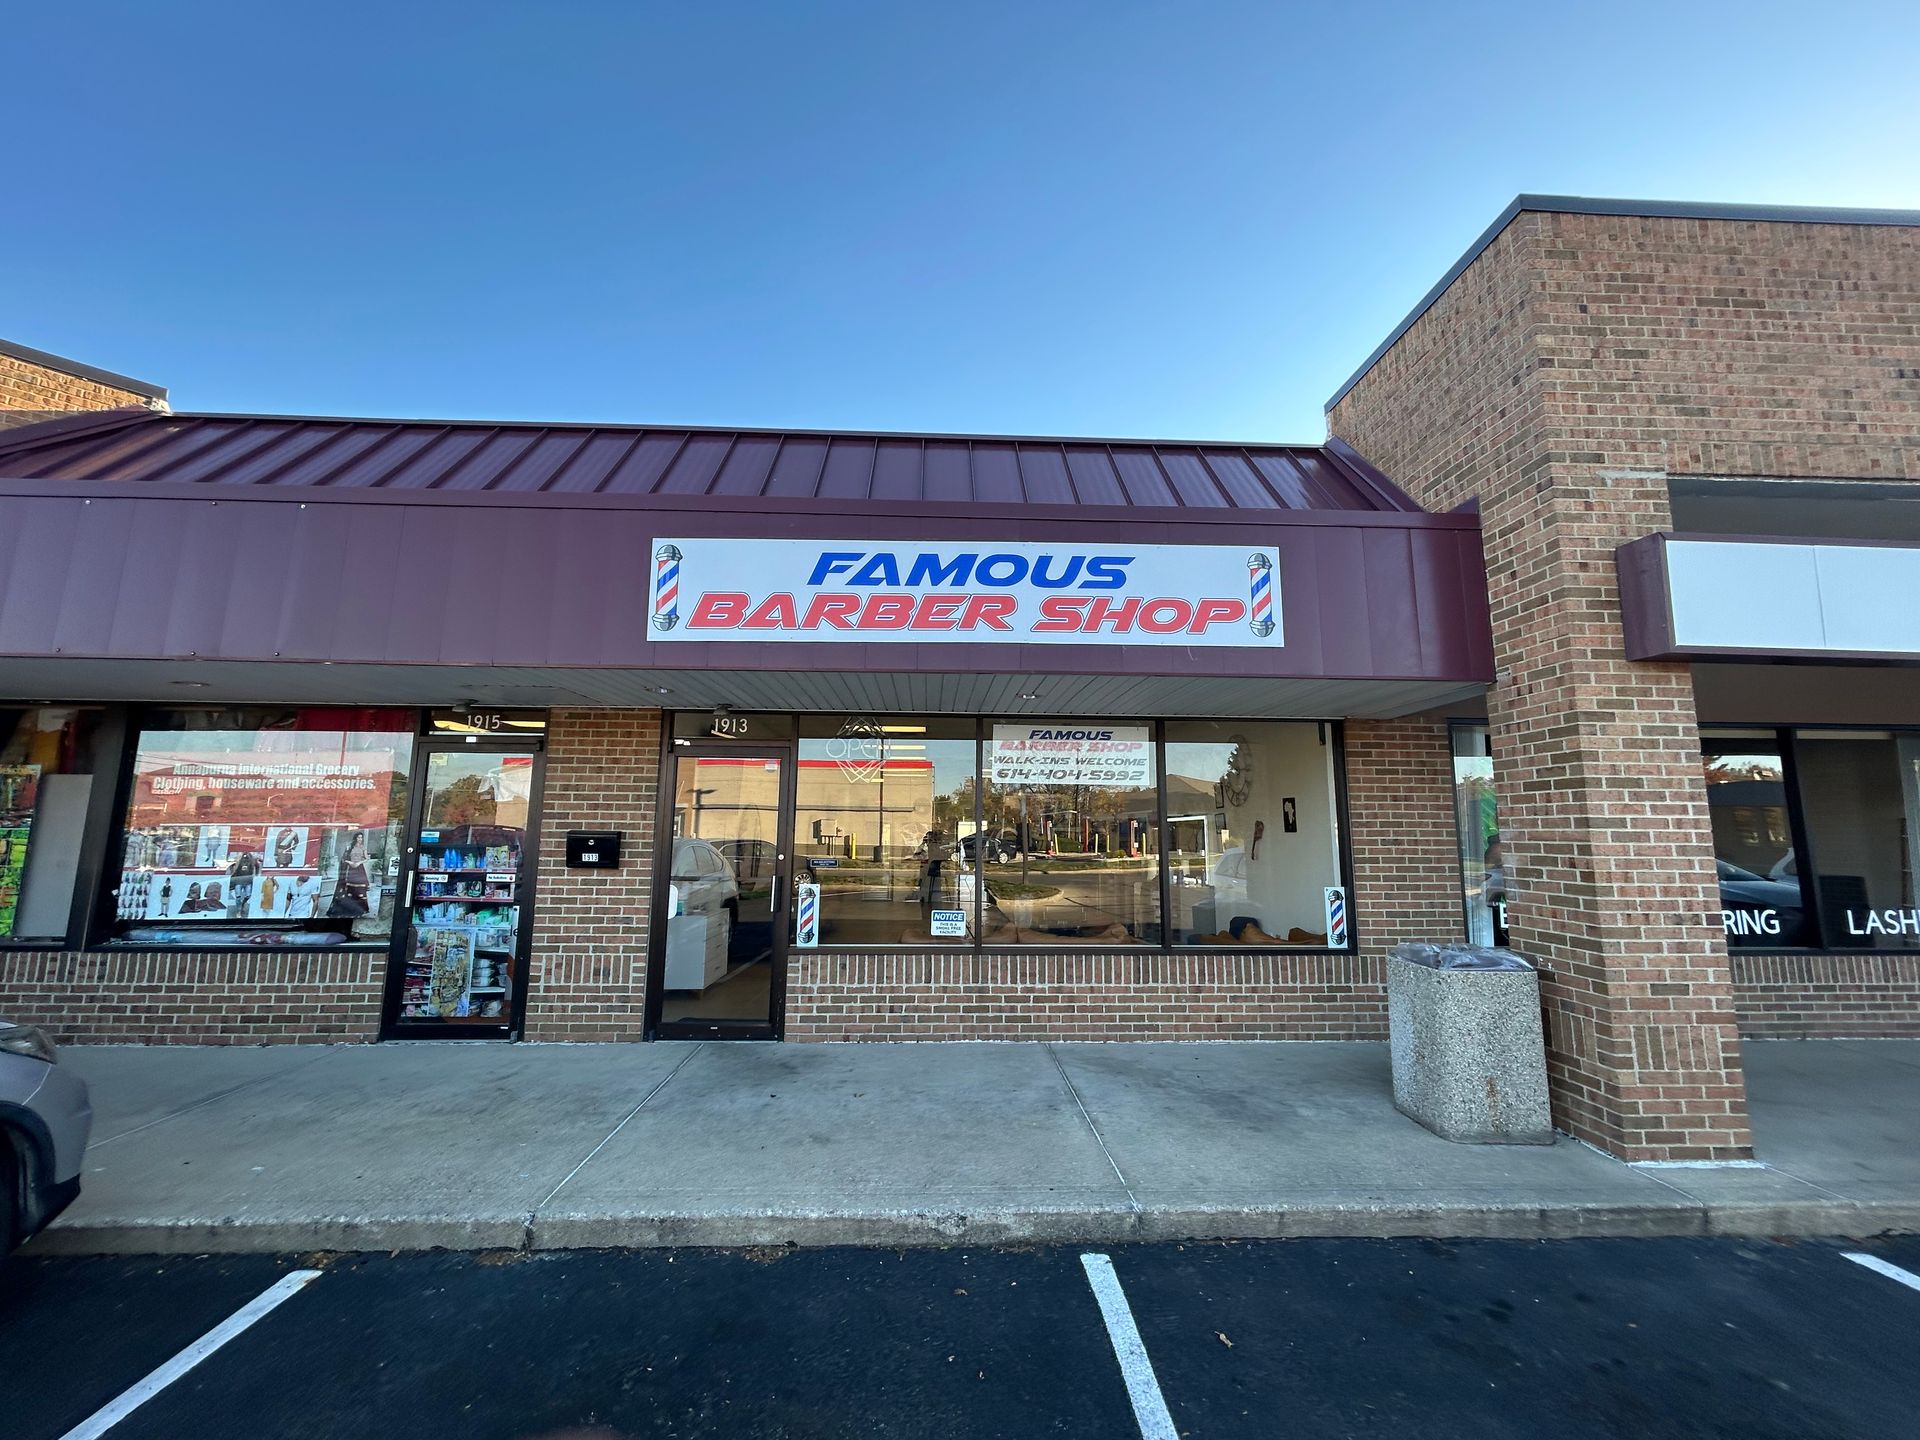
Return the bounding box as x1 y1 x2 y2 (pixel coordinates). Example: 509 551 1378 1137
1387 942 1552 1144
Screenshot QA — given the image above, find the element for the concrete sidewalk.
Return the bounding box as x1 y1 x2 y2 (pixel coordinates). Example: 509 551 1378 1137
28 1039 1920 1254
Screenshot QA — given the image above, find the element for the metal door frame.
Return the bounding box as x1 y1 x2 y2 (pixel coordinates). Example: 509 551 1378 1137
645 739 796 1040
380 737 547 1041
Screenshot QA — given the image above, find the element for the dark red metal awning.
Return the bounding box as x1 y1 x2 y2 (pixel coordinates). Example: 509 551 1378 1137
0 411 1492 713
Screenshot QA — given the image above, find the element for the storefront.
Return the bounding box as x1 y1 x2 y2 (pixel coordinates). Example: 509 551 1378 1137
0 410 1489 1048
3 195 1917 1163
653 713 1351 1038
1 702 547 1038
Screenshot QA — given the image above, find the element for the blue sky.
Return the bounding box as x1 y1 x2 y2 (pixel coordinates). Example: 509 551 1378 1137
10 2 1917 441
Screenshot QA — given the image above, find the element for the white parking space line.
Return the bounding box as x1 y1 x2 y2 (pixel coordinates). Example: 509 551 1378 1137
1842 1251 1920 1294
58 1269 323 1440
1080 1253 1178 1440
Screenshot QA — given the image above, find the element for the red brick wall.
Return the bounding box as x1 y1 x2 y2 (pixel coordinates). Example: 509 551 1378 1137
0 351 161 431
523 708 661 1041
1732 954 1920 1039
0 951 378 1043
1346 716 1465 964
1536 214 1919 483
784 951 1387 1041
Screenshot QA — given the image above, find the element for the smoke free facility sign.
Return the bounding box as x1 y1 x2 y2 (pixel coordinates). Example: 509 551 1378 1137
647 539 1281 647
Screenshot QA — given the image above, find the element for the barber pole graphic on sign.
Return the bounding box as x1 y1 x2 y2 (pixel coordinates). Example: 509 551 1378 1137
795 882 820 948
1247 552 1275 638
1324 886 1348 947
651 544 682 631
644 539 1283 647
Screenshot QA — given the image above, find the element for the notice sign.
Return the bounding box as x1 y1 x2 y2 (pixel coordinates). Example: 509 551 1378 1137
989 725 1152 787
930 909 967 938
647 540 1281 647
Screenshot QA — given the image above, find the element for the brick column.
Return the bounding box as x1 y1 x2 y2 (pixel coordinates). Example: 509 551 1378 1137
525 708 661 1041
1329 213 1753 1160
1479 468 1750 1158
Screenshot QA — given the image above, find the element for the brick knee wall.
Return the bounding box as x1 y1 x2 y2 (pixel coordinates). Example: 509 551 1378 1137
0 950 380 1043
784 951 1388 1041
1732 954 1920 1038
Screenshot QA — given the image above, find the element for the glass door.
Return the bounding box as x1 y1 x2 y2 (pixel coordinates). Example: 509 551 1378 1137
654 747 792 1038
382 742 542 1039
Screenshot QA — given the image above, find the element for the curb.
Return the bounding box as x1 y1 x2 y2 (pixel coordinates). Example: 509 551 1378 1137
29 1199 1920 1256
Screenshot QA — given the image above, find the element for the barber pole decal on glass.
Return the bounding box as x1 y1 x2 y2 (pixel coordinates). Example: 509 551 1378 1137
1324 886 1348 947
650 544 683 631
1247 552 1275 638
795 882 820 947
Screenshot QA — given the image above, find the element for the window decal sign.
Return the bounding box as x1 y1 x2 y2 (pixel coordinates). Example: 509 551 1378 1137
1324 886 1348 947
795 882 820 947
989 726 1153 787
646 540 1283 647
1723 907 1782 939
1844 908 1920 938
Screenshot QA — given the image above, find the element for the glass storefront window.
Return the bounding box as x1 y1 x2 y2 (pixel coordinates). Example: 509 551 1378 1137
1792 730 1920 950
1450 725 1506 947
112 707 415 945
980 721 1160 946
1702 732 1811 947
796 718 978 946
1 706 109 943
1166 722 1342 945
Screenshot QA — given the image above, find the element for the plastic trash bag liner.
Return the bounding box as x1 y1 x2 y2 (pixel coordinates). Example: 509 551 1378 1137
1391 942 1534 971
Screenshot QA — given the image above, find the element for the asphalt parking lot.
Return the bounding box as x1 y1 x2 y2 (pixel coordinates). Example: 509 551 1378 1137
5 1236 1917 1439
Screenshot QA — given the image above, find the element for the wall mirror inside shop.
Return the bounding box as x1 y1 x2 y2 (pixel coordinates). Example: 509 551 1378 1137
1 706 108 943
112 708 415 947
